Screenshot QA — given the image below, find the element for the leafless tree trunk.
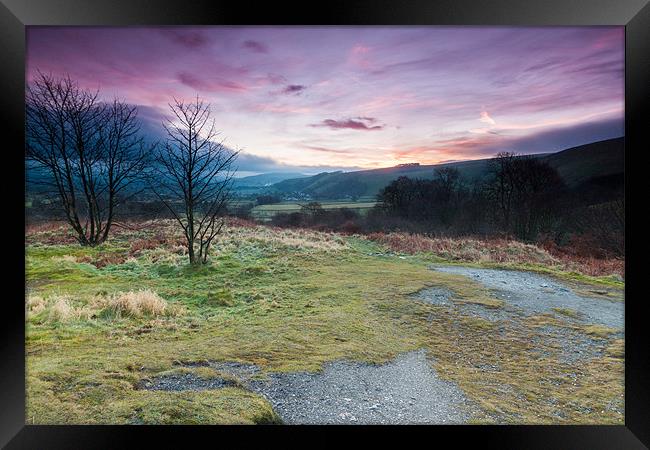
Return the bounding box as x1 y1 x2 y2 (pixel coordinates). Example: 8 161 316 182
487 152 517 232
149 96 238 264
26 72 150 246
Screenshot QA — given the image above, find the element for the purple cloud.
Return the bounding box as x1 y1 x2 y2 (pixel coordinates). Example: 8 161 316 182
161 29 209 49
312 117 383 131
176 72 247 92
282 84 307 95
243 40 269 53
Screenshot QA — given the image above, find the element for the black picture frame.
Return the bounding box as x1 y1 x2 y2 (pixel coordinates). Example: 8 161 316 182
1 0 648 448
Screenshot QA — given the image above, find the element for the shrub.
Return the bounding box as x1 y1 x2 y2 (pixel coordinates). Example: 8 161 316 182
340 220 362 235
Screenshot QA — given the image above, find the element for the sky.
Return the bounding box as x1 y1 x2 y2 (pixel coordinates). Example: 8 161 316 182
26 26 624 176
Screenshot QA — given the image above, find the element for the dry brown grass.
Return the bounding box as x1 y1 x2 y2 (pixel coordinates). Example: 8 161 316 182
24 219 624 279
77 253 128 268
26 295 47 315
45 296 94 322
96 290 184 318
367 232 623 278
48 297 74 322
28 290 184 324
368 232 557 262
26 218 349 255
217 223 349 253
25 221 79 245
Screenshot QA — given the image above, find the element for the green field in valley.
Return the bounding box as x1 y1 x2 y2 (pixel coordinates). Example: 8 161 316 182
250 201 378 221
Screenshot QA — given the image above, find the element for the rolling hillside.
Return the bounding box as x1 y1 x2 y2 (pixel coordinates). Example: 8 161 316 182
232 172 308 188
270 137 624 198
542 138 624 187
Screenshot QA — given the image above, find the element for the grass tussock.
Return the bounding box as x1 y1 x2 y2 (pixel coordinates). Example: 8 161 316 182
45 296 94 323
582 324 618 339
27 295 47 315
97 290 184 318
552 307 581 319
27 290 184 324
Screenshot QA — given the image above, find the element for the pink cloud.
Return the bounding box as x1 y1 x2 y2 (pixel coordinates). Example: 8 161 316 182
479 111 496 125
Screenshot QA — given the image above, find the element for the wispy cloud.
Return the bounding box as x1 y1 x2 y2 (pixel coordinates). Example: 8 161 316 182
176 72 248 92
304 145 354 154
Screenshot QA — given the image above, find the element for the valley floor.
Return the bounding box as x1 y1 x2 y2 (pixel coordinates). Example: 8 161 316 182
25 220 624 424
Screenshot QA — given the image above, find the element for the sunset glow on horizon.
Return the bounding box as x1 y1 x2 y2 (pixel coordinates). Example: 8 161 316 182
26 26 624 174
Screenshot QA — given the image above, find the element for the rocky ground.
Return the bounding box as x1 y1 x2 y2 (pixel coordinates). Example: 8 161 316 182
432 266 623 329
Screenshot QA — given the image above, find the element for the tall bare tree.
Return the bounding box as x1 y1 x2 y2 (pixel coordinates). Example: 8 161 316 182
26 72 150 245
487 151 517 231
150 97 238 264
487 152 565 240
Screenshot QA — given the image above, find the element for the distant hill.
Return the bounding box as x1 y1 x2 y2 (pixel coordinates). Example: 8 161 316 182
232 172 308 188
270 159 492 199
270 137 624 198
542 138 624 187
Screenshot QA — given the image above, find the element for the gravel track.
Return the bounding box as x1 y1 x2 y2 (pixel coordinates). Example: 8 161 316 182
431 266 624 330
139 351 473 424
138 373 236 391
218 350 472 424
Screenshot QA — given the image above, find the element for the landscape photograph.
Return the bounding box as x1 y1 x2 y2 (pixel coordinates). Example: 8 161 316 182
25 25 625 425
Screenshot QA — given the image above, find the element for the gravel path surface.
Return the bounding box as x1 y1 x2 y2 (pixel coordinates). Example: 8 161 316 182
139 353 473 424
138 373 236 391
237 350 472 424
412 287 454 306
431 266 624 330
531 325 606 364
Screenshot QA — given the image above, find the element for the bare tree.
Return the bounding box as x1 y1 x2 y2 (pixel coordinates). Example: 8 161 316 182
26 72 150 246
150 97 238 264
432 167 461 225
487 151 517 231
487 152 565 240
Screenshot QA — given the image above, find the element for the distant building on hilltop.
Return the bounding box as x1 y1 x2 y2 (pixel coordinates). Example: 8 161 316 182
397 163 420 168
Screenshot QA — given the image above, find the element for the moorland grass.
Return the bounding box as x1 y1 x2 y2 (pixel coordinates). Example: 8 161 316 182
25 220 624 424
